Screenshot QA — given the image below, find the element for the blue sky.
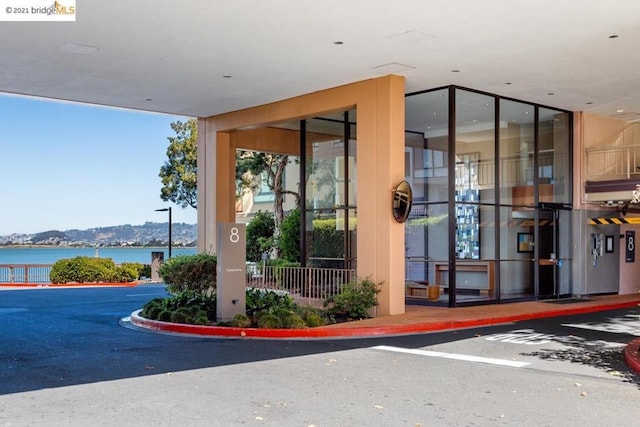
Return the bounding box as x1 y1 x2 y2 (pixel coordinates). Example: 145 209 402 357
0 94 197 235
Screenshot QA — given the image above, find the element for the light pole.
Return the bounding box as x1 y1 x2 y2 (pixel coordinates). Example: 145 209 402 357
155 207 172 259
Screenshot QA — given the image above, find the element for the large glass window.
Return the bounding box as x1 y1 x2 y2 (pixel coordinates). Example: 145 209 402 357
538 108 571 205
500 100 535 206
304 111 356 269
404 89 449 292
405 85 571 306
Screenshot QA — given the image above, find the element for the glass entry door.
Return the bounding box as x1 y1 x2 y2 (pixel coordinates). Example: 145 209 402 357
536 205 571 299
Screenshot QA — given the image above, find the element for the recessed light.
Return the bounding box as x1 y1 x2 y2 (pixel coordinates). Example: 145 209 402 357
505 82 512 85
433 112 438 116
145 98 152 102
333 41 344 45
586 102 593 105
609 34 619 39
617 109 625 113
524 111 529 115
222 75 232 79
451 69 460 73
547 92 554 96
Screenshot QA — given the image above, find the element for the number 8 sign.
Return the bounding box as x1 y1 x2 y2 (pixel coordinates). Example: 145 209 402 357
230 227 240 243
626 230 635 263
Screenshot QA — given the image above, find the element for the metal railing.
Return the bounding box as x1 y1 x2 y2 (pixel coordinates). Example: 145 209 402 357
586 144 640 181
585 122 640 181
454 152 558 189
0 264 53 284
246 265 356 305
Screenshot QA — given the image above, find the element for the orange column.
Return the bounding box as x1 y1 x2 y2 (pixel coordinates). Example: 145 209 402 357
356 76 406 315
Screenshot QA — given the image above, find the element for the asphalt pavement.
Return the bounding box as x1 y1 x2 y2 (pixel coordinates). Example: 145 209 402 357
2 285 640 426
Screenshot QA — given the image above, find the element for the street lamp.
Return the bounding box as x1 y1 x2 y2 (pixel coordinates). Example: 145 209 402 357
155 207 172 259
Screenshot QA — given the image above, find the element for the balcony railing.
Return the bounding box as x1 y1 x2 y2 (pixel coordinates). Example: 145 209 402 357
586 144 640 182
0 264 52 285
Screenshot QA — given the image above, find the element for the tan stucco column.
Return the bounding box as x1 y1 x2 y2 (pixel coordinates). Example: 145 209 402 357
197 122 236 254
356 76 406 315
197 75 406 316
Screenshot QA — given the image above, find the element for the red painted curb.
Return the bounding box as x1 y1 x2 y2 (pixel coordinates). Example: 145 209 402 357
129 300 640 339
624 337 640 374
0 282 141 288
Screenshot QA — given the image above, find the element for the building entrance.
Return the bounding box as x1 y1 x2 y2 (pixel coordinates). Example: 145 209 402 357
536 205 572 299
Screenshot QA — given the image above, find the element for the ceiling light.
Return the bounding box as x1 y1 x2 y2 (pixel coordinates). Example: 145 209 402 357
547 92 554 96
451 69 460 73
145 98 152 102
617 109 625 113
586 102 593 105
222 75 232 78
333 41 344 45
609 35 619 39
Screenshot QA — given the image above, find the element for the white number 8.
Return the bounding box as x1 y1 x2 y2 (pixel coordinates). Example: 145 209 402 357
230 227 240 243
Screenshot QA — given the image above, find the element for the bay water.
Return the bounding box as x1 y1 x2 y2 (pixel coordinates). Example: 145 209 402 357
0 246 197 265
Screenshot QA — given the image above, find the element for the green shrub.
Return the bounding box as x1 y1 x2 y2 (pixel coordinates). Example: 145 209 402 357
157 310 173 322
256 307 306 329
159 253 217 295
246 288 294 319
246 211 275 261
324 277 382 320
295 305 327 327
310 218 344 261
230 313 251 328
170 307 194 324
279 208 300 262
140 298 165 319
139 292 216 322
50 256 120 283
114 262 144 282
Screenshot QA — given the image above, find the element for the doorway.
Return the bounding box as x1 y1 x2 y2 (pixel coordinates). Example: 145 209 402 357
536 204 572 299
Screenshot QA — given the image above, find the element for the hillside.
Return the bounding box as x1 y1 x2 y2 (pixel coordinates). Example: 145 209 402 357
1 222 197 247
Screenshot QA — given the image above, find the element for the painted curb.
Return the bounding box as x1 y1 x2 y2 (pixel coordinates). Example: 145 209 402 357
0 282 142 288
129 300 640 339
624 337 640 374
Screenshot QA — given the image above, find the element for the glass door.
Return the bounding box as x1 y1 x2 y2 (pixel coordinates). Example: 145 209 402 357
536 205 571 298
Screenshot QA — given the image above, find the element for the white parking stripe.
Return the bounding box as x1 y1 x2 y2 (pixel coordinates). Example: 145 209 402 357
373 345 529 368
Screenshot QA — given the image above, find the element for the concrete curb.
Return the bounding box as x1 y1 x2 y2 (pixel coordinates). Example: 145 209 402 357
0 282 142 288
624 337 640 374
129 300 640 340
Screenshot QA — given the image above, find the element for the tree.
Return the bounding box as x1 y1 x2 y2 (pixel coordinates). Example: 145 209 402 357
237 151 300 257
159 119 198 209
159 121 266 210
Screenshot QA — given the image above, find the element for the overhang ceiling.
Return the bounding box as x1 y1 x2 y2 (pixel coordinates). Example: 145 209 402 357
2 0 640 121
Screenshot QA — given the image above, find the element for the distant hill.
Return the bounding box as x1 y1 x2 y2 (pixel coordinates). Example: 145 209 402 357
1 222 197 247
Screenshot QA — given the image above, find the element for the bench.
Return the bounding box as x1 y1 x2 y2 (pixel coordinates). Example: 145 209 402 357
406 281 429 296
434 261 495 295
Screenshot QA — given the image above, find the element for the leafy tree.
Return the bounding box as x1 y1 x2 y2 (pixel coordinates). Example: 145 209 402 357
159 119 198 209
246 211 275 261
279 208 300 262
237 151 300 257
158 121 272 210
